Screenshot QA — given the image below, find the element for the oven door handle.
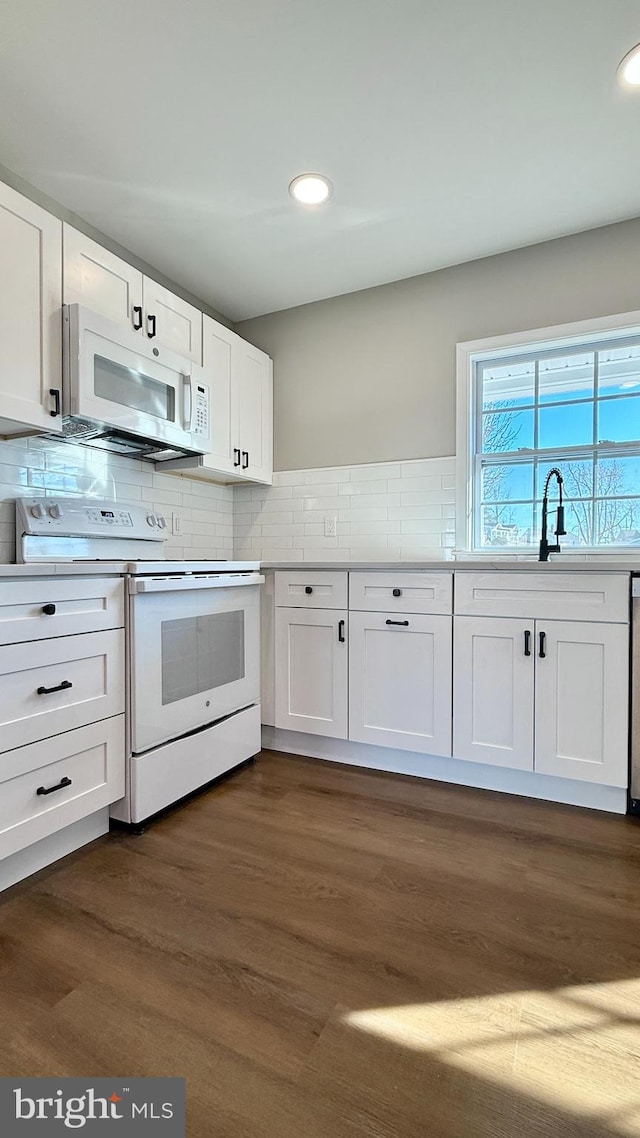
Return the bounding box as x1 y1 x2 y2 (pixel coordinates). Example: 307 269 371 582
128 573 265 594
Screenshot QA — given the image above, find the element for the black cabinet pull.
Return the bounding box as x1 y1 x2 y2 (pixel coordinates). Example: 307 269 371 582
539 631 546 659
37 776 72 797
392 588 402 597
147 313 157 339
524 630 531 657
37 680 73 696
49 388 61 418
42 603 56 616
233 448 241 467
386 619 409 627
338 619 345 642
305 586 313 595
132 304 143 330
242 451 249 470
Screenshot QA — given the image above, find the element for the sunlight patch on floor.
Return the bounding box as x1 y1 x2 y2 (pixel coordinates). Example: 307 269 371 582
344 978 640 1135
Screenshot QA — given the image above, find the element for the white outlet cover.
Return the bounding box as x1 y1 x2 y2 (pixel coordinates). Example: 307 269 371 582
172 512 182 535
324 515 337 537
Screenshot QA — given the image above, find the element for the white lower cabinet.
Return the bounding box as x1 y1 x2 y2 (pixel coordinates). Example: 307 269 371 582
349 611 452 755
534 620 628 787
275 607 348 738
453 616 535 770
453 614 628 786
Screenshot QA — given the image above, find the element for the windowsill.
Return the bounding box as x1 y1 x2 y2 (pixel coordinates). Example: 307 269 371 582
453 548 640 562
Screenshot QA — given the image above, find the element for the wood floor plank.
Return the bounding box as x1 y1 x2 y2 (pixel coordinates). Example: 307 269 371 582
1 749 640 1137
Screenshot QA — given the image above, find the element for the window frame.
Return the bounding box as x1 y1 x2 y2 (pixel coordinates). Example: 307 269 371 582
456 309 640 555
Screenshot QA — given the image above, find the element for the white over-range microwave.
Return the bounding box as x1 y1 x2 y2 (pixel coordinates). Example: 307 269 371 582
61 304 211 461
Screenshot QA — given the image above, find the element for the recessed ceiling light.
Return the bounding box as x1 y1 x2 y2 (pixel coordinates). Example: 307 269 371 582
289 173 333 205
618 43 640 87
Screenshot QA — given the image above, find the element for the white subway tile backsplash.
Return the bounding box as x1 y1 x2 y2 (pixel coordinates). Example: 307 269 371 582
0 436 234 564
233 456 456 563
339 479 388 496
303 468 351 484
349 463 402 481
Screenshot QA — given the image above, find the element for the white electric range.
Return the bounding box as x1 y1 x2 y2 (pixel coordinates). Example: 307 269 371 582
16 497 264 825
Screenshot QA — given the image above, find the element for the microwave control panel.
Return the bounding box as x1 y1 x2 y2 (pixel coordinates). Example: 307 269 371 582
193 384 210 438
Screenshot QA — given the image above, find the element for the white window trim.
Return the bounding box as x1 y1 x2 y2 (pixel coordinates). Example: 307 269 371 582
455 308 640 556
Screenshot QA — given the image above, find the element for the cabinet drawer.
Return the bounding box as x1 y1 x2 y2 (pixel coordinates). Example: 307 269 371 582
0 716 125 861
0 577 124 644
0 629 124 753
350 571 452 615
275 571 348 609
454 572 630 623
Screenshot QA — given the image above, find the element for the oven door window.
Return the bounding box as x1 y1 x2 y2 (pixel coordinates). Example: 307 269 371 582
94 355 175 422
161 610 245 705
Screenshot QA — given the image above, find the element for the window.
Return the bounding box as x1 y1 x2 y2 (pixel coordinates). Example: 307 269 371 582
457 312 640 552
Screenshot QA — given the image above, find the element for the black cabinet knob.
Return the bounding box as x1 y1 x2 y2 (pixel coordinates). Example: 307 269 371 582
305 586 313 595
42 603 56 616
392 588 402 597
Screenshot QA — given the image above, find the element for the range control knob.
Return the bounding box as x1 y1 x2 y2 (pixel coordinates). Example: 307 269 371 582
157 515 167 529
30 503 45 519
48 504 63 519
146 513 157 527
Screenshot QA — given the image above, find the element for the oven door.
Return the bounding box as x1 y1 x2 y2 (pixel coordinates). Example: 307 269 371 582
129 575 262 753
64 304 210 454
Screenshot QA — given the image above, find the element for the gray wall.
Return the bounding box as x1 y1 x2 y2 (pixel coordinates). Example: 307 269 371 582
236 219 640 470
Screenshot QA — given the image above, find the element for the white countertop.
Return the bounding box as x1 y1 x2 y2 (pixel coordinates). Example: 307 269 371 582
261 559 640 573
1 558 639 577
0 560 259 577
0 561 130 576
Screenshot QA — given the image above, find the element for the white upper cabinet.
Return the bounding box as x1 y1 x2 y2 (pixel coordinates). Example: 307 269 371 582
534 620 628 787
63 225 143 328
141 277 202 364
0 182 62 434
236 339 273 483
198 317 236 476
168 315 273 485
63 226 202 363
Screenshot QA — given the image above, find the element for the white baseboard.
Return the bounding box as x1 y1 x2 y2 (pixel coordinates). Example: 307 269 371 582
0 809 109 893
262 727 627 814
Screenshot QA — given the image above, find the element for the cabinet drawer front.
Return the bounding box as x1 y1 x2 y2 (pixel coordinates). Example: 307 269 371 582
350 571 452 615
454 572 629 623
0 716 125 861
275 571 348 609
0 629 124 753
0 577 124 644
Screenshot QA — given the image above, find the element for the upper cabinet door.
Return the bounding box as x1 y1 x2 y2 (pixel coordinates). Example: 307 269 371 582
63 224 143 329
236 340 273 484
0 183 62 434
534 620 629 787
453 615 534 770
200 316 237 476
142 278 202 364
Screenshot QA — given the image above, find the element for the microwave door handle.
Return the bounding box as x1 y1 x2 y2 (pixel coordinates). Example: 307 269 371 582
182 374 193 431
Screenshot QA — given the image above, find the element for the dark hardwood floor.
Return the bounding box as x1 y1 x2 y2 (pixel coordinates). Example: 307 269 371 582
1 751 640 1136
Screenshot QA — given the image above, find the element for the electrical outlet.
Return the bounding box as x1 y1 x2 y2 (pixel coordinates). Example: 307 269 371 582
324 515 337 537
172 512 182 536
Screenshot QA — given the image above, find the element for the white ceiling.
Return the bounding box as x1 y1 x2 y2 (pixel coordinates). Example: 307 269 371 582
1 0 639 321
